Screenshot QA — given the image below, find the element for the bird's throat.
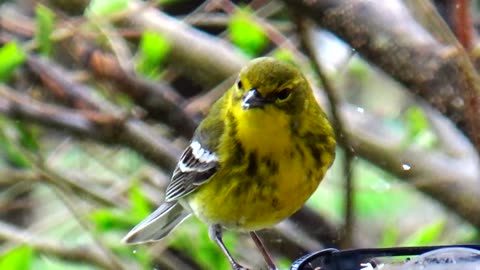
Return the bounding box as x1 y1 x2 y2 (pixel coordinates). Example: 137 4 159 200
233 107 291 156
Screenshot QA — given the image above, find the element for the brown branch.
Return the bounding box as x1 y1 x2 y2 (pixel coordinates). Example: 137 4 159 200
0 168 128 196
0 170 38 185
0 221 120 270
4 76 479 249
27 55 100 111
0 84 180 171
124 0 248 88
3 1 480 257
0 85 98 136
295 18 355 247
258 206 339 260
24 55 182 170
282 0 480 157
6 0 479 241
341 103 480 227
183 12 292 33
0 4 35 38
0 85 338 260
453 0 474 50
70 39 198 138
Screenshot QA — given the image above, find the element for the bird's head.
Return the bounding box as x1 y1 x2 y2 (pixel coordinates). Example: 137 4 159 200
232 57 311 116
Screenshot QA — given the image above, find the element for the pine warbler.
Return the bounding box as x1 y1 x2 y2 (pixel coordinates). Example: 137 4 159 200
123 57 336 270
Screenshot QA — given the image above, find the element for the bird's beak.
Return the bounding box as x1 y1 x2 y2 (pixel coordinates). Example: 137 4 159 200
242 89 268 110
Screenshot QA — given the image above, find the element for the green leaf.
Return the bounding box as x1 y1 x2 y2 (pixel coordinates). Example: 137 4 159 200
85 0 128 16
0 245 34 270
228 9 268 57
0 124 31 168
170 218 233 270
90 207 143 232
401 219 446 246
272 48 295 64
404 106 437 148
0 42 26 82
348 57 369 82
15 122 40 152
405 106 429 138
136 31 170 78
129 184 152 221
90 184 151 231
35 4 55 56
379 225 399 247
155 0 183 5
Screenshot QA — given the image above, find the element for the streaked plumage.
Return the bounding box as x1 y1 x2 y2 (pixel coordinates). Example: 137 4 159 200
123 57 336 270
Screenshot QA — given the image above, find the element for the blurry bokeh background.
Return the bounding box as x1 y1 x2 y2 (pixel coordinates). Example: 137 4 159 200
1 0 480 269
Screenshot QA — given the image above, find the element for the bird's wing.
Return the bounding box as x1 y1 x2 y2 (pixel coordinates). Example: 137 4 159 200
122 201 190 244
164 94 227 202
165 140 220 201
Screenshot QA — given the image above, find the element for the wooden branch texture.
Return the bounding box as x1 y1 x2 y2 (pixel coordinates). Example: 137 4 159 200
283 0 480 156
1 1 480 268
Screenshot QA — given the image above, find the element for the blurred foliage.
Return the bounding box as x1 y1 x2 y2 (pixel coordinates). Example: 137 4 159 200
309 156 411 222
228 8 268 57
0 118 37 168
347 57 370 83
0 42 25 82
379 225 400 247
309 153 475 246
170 218 236 270
272 48 296 65
91 185 151 232
401 219 446 246
404 106 437 149
33 256 96 270
136 31 171 79
35 4 55 56
0 246 34 270
85 0 128 16
0 0 478 269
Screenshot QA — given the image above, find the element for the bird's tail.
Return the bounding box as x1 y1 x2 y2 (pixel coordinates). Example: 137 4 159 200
122 201 191 244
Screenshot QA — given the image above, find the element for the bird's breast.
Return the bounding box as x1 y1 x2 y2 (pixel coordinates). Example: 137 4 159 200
188 134 326 231
233 107 292 156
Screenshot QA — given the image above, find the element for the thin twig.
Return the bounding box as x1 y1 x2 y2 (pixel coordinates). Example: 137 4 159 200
0 221 120 270
71 39 197 137
296 17 355 247
25 56 182 170
452 0 473 50
282 0 480 156
3 135 128 269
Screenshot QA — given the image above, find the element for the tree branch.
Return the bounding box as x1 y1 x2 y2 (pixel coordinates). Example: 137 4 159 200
341 103 480 227
282 0 480 156
71 39 198 138
24 55 182 170
296 17 355 247
124 0 248 88
0 221 119 270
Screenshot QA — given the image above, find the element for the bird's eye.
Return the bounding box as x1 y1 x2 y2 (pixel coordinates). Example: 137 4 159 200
237 80 243 90
277 89 291 100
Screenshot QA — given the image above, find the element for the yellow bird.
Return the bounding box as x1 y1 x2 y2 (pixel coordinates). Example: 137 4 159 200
123 57 336 270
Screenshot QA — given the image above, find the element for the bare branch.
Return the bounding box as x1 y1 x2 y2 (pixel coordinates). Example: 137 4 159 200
341 103 480 227
124 0 248 88
24 55 182 170
282 0 480 156
296 18 355 247
71 39 198 138
3 1 479 239
0 221 120 270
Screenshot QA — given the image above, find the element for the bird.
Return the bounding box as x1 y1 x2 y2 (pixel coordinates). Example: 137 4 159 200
122 57 336 270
